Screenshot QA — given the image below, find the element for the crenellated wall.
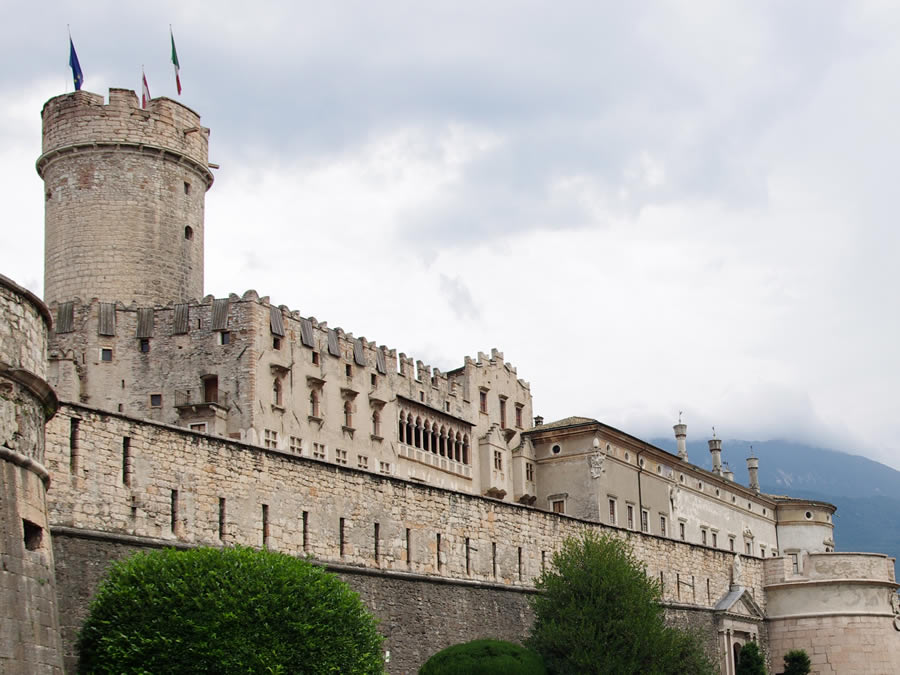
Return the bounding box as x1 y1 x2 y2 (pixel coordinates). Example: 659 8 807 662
0 275 63 674
43 402 762 672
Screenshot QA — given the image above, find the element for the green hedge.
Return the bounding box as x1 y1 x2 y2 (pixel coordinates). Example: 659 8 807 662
419 639 545 675
77 546 383 674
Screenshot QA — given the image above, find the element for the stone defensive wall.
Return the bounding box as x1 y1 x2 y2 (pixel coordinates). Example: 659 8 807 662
0 275 63 674
763 552 900 674
38 89 211 308
44 402 761 672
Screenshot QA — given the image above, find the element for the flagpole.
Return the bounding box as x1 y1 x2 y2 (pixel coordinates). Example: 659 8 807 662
66 25 71 92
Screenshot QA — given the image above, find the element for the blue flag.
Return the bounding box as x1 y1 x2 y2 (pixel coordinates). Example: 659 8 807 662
69 37 83 91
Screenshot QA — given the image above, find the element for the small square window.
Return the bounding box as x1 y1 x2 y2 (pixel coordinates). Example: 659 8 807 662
189 422 208 433
312 351 319 365
273 336 281 350
313 443 326 460
335 449 348 465
358 455 369 469
419 391 425 402
379 461 392 475
345 364 352 377
184 181 191 195
290 436 303 454
445 401 450 412
23 519 42 551
371 373 377 387
139 339 150 353
264 429 278 449
101 348 113 362
552 500 565 514
219 331 231 345
150 394 162 408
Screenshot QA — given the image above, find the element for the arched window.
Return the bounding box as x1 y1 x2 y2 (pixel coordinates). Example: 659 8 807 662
399 411 406 443
406 414 413 446
422 421 431 452
373 409 381 437
309 389 320 417
439 426 447 457
454 431 462 462
414 417 422 448
273 379 282 407
343 400 353 428
431 424 438 454
462 435 469 464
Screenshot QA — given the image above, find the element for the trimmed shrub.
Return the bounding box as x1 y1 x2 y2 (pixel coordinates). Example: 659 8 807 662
783 649 811 675
736 641 766 675
527 531 716 674
419 639 545 675
77 546 383 674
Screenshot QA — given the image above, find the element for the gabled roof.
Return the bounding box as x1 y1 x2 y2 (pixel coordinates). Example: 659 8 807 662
715 586 764 621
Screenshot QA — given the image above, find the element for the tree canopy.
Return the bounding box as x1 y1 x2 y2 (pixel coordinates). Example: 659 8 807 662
419 639 545 675
526 531 716 675
77 546 384 674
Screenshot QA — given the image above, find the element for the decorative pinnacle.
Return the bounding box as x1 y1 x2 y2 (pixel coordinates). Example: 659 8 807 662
712 425 716 439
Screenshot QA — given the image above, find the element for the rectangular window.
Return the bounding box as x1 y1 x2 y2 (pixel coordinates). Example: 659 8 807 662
264 429 278 449
218 498 226 539
312 351 319 365
679 522 685 541
189 422 207 433
150 394 162 408
122 437 131 486
641 509 649 533
339 518 345 557
515 404 523 428
23 519 42 551
139 338 150 353
379 461 392 475
345 364 352 377
518 546 523 581
479 390 488 413
170 490 179 534
357 455 369 469
466 537 471 575
302 511 309 552
406 528 412 565
335 448 348 465
436 533 442 571
312 443 326 460
492 542 497 578
371 373 377 387
745 541 752 555
290 436 303 454
219 331 230 345
499 398 507 428
101 348 113 362
791 553 799 574
608 498 617 524
493 450 503 471
273 336 281 350
69 418 79 473
760 545 766 557
701 529 707 546
203 376 218 404
659 515 667 536
525 461 534 482
374 522 380 565
552 500 565 514
627 504 635 530
729 537 735 552
712 532 718 548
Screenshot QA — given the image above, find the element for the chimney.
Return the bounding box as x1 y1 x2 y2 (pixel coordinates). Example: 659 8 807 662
674 417 688 461
534 415 544 427
723 462 734 482
708 433 723 475
747 452 760 493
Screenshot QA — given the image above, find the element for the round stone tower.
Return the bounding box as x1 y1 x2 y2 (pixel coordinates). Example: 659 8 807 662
0 273 63 673
37 88 213 308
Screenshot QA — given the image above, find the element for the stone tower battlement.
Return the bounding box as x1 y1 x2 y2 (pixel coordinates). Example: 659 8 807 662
38 88 213 309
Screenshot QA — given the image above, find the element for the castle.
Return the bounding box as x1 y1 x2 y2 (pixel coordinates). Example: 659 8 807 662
1 87 899 674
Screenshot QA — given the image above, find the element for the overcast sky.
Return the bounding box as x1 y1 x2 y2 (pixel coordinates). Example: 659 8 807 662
2 1 899 470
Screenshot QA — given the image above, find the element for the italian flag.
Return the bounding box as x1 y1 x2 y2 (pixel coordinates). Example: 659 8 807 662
142 69 151 108
171 28 182 95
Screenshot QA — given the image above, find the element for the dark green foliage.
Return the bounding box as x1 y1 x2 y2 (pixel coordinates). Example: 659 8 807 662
783 649 811 675
527 531 716 675
419 639 545 675
77 546 383 674
736 641 766 675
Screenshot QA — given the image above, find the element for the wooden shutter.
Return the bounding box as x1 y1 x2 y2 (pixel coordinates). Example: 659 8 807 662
211 299 229 331
353 339 366 366
136 308 154 338
173 304 190 334
98 303 116 336
56 302 74 334
327 329 340 357
269 306 285 337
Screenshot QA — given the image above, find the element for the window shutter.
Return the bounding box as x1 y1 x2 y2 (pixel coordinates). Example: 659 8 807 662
56 301 74 334
98 303 116 336
269 306 285 337
211 299 229 331
173 304 190 334
375 348 387 375
327 329 340 357
353 339 366 366
136 308 154 338
299 318 315 347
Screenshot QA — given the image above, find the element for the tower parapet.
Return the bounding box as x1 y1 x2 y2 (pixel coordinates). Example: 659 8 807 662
38 88 213 308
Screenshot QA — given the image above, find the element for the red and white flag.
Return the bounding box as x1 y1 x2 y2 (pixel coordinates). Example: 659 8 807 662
141 69 151 109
